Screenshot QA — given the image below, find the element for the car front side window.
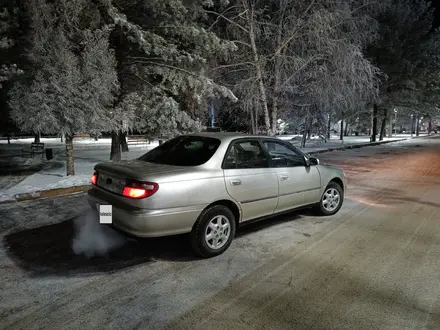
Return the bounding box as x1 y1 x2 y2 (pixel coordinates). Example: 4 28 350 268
263 140 306 168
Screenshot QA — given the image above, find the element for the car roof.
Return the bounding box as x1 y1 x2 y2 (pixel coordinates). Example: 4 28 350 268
186 131 276 144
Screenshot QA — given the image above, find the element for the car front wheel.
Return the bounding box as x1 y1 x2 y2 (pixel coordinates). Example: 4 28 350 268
190 205 236 258
315 182 344 216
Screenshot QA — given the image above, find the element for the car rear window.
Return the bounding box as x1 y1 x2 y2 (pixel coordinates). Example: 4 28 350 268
138 136 221 166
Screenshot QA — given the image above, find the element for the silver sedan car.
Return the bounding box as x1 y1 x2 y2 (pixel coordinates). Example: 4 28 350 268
88 132 346 257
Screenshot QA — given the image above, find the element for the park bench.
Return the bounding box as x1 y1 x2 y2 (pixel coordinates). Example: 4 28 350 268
73 133 90 138
22 142 45 158
126 137 149 145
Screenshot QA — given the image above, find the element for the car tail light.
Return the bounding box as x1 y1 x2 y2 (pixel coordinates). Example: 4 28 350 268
122 181 159 199
91 172 97 185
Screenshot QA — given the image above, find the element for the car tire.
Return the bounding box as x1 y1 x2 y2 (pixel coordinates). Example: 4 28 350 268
190 205 236 258
315 181 344 216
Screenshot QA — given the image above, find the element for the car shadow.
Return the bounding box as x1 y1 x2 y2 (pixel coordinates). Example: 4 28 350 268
3 217 197 277
236 210 305 238
3 209 309 278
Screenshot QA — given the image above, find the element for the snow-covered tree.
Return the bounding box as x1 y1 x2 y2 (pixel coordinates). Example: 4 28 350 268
366 0 440 141
8 0 118 175
93 0 237 160
208 0 384 136
0 7 23 88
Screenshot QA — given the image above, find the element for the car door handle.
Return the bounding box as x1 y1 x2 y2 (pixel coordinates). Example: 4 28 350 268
230 179 242 186
280 175 289 181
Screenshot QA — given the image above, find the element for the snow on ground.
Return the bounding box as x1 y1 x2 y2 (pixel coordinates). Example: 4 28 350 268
0 134 424 202
0 143 157 201
10 156 44 166
0 137 114 146
287 134 412 152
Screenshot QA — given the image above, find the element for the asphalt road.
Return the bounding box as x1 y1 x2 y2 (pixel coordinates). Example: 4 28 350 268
1 137 439 330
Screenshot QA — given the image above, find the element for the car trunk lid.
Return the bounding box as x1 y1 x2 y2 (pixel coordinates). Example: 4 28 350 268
94 160 184 195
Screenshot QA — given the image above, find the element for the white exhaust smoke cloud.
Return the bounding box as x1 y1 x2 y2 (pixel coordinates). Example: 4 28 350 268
72 209 126 258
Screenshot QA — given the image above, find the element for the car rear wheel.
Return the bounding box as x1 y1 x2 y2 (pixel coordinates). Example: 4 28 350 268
315 181 344 216
190 205 236 258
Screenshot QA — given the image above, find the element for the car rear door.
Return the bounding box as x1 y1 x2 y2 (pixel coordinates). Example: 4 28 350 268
222 138 279 222
261 139 321 213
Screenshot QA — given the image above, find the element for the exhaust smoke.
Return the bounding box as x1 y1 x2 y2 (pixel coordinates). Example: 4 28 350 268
72 209 126 258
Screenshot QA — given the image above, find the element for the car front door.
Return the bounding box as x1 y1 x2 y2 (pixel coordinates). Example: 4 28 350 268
222 139 279 222
262 139 322 213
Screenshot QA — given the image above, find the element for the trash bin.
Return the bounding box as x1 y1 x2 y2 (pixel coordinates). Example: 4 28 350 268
45 148 53 160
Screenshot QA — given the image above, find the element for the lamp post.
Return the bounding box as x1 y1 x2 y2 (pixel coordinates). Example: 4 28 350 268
394 108 398 136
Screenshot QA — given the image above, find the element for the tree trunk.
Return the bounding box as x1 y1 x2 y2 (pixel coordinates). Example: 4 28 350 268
253 98 259 134
250 108 254 134
65 135 75 176
110 131 121 161
307 110 312 140
250 106 256 134
340 111 344 141
379 108 388 141
327 113 331 140
344 122 349 136
416 114 420 136
270 11 284 135
388 115 393 138
301 129 307 148
371 104 378 142
301 111 310 148
60 133 64 143
119 130 129 152
246 4 271 134
428 118 432 134
271 100 279 136
410 114 414 137
34 133 40 143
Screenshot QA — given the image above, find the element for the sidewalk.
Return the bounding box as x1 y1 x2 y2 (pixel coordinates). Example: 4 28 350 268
0 140 157 202
0 134 427 202
278 134 411 153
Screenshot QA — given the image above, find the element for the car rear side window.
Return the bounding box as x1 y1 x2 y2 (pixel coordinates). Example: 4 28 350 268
223 140 269 169
138 136 221 166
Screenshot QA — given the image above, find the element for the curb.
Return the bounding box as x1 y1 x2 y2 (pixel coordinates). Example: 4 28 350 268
307 133 435 155
307 138 408 155
0 134 435 204
0 185 91 204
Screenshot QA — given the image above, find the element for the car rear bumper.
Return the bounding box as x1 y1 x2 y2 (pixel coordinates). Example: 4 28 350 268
87 189 204 238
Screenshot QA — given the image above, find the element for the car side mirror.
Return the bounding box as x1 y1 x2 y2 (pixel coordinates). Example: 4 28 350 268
309 157 319 165
305 157 311 167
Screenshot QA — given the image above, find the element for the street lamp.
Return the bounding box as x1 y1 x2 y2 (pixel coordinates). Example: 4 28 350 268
394 108 398 136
